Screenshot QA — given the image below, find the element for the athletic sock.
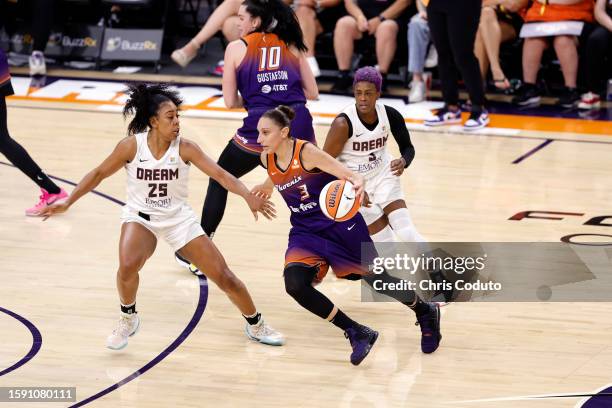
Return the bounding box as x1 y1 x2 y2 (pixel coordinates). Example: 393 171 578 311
243 311 262 325
407 297 429 316
330 309 357 331
120 302 137 315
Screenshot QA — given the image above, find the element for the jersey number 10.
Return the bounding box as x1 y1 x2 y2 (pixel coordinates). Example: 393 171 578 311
259 46 281 70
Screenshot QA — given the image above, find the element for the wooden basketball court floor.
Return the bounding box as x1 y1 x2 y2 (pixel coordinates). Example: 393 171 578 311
1 95 611 407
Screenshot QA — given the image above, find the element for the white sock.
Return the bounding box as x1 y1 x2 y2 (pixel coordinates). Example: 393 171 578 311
388 208 425 242
370 224 396 242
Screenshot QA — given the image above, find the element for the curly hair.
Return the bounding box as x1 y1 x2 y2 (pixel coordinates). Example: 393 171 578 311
122 83 183 135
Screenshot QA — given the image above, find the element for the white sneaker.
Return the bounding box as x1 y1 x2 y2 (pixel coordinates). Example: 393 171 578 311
307 56 321 77
424 46 438 68
245 320 285 346
106 313 140 350
408 80 425 103
29 51 46 76
463 110 490 131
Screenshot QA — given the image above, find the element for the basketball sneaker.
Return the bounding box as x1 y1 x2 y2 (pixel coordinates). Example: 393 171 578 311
106 313 140 350
29 51 46 76
344 324 379 365
512 83 541 106
578 92 601 110
415 302 441 354
424 107 462 126
463 110 490 131
245 320 285 346
174 251 203 276
25 188 68 216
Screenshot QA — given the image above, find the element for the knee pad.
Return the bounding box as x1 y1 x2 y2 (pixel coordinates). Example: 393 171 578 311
388 208 425 242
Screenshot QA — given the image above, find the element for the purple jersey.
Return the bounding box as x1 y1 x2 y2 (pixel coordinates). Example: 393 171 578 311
267 139 336 231
0 49 14 97
269 139 375 280
234 32 313 153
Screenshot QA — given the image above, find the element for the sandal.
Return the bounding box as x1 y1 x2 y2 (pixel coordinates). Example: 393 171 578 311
492 77 510 90
171 41 199 68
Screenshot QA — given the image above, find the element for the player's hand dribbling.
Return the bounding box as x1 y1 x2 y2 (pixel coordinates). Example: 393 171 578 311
348 174 366 205
390 157 406 176
41 202 70 220
245 193 276 221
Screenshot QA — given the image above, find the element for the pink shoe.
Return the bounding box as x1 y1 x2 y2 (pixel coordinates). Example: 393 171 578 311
25 188 68 216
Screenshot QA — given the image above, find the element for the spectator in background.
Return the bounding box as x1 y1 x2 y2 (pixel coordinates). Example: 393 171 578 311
29 0 55 76
512 0 594 108
171 0 242 75
423 0 489 131
407 0 437 103
579 0 611 109
474 0 528 91
292 0 346 77
331 0 409 94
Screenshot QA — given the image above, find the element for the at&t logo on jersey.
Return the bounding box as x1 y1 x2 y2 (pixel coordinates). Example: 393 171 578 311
261 85 271 94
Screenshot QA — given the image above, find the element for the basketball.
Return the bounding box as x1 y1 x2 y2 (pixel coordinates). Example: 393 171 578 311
319 179 361 222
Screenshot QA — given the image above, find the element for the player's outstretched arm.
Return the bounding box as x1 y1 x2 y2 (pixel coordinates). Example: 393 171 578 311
300 143 365 201
42 137 136 219
181 139 276 220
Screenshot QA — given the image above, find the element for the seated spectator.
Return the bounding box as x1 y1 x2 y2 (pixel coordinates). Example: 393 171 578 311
171 0 242 75
474 0 528 91
407 0 437 103
292 0 345 77
512 0 594 108
579 0 611 109
331 0 409 94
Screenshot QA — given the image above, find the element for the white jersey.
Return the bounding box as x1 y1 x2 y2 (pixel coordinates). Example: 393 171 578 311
336 101 393 180
124 132 190 217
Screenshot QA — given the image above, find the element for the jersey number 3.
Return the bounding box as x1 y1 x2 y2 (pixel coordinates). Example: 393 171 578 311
259 46 281 71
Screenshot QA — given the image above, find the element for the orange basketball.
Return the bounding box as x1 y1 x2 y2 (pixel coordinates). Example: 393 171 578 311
319 180 361 222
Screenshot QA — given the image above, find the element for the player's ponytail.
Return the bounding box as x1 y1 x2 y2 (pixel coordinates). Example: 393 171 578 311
123 83 183 135
243 0 307 52
262 105 295 129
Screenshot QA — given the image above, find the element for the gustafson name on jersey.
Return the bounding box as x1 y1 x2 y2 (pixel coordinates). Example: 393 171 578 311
258 70 289 94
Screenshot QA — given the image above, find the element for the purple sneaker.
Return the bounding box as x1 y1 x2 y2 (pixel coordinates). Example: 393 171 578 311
424 107 462 126
415 303 442 354
344 325 379 366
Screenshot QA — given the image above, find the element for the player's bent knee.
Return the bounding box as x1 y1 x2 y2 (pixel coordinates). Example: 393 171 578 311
284 265 316 299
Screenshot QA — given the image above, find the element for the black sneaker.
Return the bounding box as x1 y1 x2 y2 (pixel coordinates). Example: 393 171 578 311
415 302 442 354
557 87 580 108
344 324 379 365
331 74 353 94
512 83 541 106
